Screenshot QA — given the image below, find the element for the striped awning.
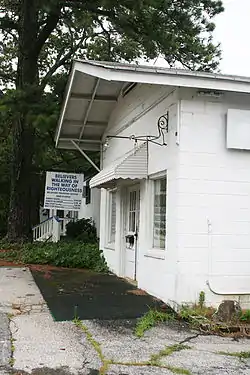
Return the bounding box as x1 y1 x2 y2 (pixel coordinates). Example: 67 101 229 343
90 143 148 188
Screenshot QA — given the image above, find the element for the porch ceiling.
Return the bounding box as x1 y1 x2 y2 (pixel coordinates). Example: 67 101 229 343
55 68 124 152
56 59 250 153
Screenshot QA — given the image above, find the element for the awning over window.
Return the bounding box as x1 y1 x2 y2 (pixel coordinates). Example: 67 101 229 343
90 143 148 188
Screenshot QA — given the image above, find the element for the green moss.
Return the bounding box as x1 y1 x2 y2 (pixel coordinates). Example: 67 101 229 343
150 344 190 366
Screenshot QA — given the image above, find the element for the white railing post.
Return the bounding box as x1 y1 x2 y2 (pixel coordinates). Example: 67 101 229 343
32 215 78 243
52 217 61 243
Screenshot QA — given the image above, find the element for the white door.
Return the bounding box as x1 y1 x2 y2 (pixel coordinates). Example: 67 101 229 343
124 185 140 280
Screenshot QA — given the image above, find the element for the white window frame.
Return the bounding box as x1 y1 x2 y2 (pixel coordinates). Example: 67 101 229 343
147 171 167 258
105 188 117 248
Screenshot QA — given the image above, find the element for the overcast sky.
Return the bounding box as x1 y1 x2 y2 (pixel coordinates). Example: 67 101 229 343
213 0 250 76
152 0 249 76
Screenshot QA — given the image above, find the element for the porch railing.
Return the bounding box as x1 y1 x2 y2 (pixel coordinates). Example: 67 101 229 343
32 216 61 243
32 216 76 243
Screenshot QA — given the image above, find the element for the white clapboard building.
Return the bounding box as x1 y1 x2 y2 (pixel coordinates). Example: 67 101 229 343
55 60 250 309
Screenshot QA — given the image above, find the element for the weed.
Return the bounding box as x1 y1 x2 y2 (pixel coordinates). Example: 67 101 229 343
198 291 205 309
150 344 190 366
218 351 250 360
73 319 109 374
179 302 215 330
74 317 191 375
111 360 191 374
167 366 191 375
10 337 15 352
9 357 15 366
73 306 79 321
240 310 250 323
9 337 15 367
135 309 175 337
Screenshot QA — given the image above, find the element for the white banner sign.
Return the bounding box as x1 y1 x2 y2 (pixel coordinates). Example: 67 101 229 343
44 171 84 211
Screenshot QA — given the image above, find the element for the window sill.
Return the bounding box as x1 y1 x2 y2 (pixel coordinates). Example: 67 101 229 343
144 250 165 260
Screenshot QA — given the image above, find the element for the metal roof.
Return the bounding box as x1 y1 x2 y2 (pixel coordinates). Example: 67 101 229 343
55 60 250 153
90 143 148 188
75 60 250 83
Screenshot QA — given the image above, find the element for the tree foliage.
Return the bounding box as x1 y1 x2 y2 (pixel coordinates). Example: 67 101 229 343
0 0 224 240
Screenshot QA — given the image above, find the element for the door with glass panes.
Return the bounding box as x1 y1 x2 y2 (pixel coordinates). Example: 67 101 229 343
124 185 140 280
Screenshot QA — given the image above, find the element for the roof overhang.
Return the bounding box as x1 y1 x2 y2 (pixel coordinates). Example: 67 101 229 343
90 143 148 188
55 60 250 153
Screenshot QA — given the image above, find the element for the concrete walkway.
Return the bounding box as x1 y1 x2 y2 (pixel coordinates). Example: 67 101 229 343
0 267 250 375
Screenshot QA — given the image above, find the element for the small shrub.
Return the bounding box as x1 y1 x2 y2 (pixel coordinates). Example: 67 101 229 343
66 218 98 243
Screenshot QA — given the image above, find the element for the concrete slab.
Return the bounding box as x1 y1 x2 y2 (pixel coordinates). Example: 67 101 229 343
0 268 46 314
75 320 250 375
188 334 250 353
0 313 11 370
165 348 249 375
11 313 101 374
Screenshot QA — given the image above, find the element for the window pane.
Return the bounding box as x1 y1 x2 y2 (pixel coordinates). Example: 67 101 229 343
153 177 167 249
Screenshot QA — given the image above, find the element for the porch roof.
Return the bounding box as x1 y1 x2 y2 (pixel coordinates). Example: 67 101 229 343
89 143 148 188
55 60 250 153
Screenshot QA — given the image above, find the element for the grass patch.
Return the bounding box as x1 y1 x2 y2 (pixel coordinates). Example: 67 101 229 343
218 351 250 360
135 309 175 338
0 240 109 272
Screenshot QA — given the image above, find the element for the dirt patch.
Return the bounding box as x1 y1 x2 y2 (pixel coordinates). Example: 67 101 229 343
0 260 23 267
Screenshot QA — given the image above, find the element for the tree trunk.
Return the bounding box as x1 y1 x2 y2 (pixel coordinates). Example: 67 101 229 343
8 123 35 241
30 173 42 228
7 0 39 242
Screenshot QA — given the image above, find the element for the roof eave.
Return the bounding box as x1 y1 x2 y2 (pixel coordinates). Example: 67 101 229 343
74 59 250 93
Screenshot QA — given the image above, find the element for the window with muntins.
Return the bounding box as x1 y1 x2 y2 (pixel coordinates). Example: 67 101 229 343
109 191 116 243
153 177 167 249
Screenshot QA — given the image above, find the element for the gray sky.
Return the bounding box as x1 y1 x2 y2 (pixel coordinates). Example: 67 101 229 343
152 0 249 76
213 0 250 76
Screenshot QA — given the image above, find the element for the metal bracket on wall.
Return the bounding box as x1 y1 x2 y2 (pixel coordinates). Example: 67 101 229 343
105 112 169 147
71 140 100 172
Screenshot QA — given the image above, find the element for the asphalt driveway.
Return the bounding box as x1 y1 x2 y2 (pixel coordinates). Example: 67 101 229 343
30 267 166 321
